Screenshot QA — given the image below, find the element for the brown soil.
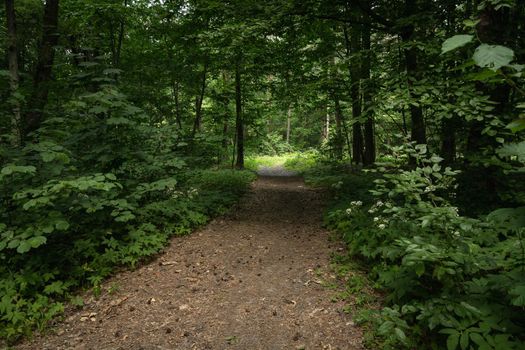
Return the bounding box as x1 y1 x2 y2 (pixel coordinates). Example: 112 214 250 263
16 175 363 350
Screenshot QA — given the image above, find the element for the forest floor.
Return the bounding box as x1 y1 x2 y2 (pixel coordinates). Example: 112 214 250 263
16 168 363 350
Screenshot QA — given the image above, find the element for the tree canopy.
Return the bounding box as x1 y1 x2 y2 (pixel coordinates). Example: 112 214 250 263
1 0 524 348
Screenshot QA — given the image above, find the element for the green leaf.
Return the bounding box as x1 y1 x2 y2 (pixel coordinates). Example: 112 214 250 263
16 240 32 254
29 236 47 248
470 333 492 349
394 328 408 344
103 68 123 75
55 220 70 231
506 119 525 133
43 281 65 295
460 331 469 350
447 332 459 350
473 44 514 71
509 285 525 306
41 152 56 162
441 35 474 54
415 262 425 277
497 142 525 162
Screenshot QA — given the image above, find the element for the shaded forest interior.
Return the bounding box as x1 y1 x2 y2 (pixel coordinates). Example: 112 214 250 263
1 0 525 349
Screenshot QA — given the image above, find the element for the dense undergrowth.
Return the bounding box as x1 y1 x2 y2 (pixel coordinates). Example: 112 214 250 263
0 86 255 343
282 150 525 350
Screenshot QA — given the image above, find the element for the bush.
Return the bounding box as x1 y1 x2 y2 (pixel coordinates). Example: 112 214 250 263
0 86 255 343
324 143 525 349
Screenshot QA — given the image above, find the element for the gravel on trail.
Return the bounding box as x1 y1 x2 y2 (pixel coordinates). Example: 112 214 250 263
16 169 363 350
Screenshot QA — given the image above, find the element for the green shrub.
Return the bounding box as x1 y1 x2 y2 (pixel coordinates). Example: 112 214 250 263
0 87 255 343
325 143 525 349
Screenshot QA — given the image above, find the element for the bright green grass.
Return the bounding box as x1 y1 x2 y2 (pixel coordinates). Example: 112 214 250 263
244 150 320 172
244 153 299 171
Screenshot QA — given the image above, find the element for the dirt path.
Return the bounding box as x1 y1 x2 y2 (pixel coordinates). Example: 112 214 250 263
17 173 363 350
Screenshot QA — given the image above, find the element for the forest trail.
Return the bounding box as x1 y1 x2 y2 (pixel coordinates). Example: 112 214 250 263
17 171 363 350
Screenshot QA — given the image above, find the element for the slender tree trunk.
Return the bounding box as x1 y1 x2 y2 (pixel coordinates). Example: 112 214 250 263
25 0 60 139
349 23 364 164
441 0 457 165
5 0 22 146
220 120 228 164
192 62 208 138
401 0 426 146
172 80 182 129
114 0 127 67
286 104 292 143
324 105 331 141
441 117 456 164
334 97 344 160
235 61 244 169
467 5 511 156
361 19 375 165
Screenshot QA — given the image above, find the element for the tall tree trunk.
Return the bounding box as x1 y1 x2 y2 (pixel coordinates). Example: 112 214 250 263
24 0 60 139
114 0 127 67
361 19 375 165
5 0 21 146
467 5 512 156
441 0 458 165
235 60 244 169
323 105 331 142
192 62 208 138
172 80 182 129
220 120 228 164
401 0 426 146
334 97 344 160
286 104 292 144
441 117 456 164
349 23 364 164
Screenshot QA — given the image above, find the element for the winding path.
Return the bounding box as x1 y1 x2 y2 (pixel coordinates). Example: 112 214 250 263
18 170 363 350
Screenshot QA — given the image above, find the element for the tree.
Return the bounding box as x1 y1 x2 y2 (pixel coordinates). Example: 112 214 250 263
24 0 60 140
5 0 21 146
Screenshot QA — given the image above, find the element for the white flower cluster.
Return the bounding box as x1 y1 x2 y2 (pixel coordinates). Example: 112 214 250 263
345 201 363 215
187 187 199 199
368 200 384 214
424 185 436 193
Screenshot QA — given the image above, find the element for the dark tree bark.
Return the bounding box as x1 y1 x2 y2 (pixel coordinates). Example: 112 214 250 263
441 117 456 164
5 0 21 146
333 97 344 160
286 104 292 144
24 0 60 139
192 62 208 138
235 60 244 169
114 0 127 67
440 0 458 165
348 23 364 164
401 0 426 146
361 18 375 165
467 5 512 156
171 80 182 129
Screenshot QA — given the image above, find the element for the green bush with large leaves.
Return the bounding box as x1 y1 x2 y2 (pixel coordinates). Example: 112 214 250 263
0 85 255 342
325 143 525 349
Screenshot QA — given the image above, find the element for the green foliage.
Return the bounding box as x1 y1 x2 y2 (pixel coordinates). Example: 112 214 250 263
0 83 255 342
324 144 525 349
473 44 515 71
441 35 474 54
